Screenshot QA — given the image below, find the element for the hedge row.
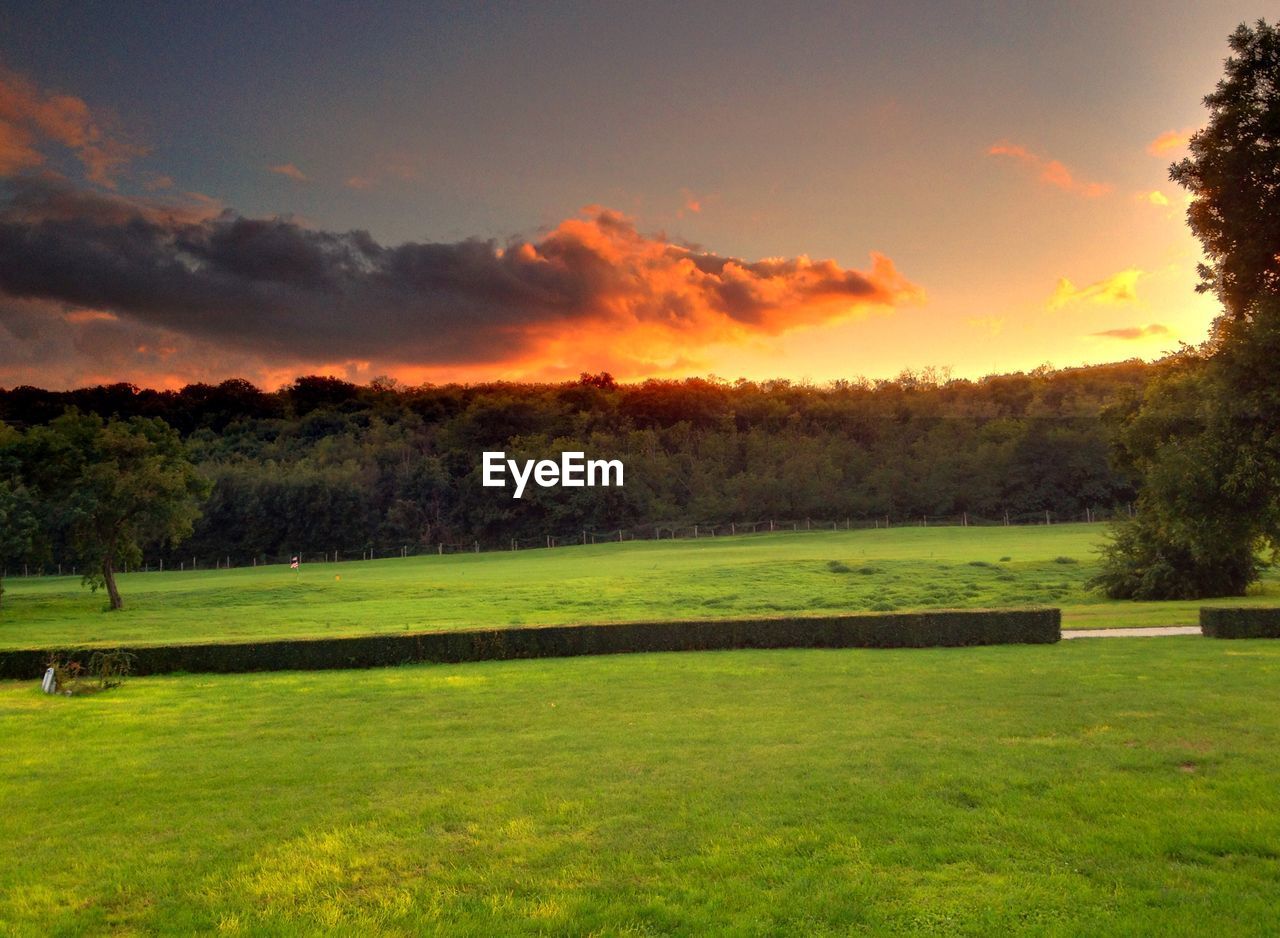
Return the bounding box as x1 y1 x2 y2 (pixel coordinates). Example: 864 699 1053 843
1201 607 1280 639
0 607 1060 680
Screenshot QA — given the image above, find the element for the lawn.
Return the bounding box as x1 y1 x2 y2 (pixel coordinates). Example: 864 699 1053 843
3 523 1279 650
2 639 1278 934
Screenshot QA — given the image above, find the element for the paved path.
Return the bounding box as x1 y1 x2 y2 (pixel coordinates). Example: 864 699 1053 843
1062 626 1201 639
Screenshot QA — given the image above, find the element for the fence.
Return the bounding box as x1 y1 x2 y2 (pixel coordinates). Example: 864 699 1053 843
3 505 1135 579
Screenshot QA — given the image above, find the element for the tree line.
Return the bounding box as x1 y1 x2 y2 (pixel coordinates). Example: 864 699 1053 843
2 360 1154 608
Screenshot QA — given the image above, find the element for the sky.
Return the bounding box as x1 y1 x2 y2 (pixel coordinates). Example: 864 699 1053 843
0 1 1265 390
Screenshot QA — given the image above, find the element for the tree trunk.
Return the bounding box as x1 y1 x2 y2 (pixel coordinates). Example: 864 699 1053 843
103 556 123 610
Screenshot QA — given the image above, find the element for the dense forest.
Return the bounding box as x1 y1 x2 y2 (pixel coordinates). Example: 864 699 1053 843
0 361 1157 568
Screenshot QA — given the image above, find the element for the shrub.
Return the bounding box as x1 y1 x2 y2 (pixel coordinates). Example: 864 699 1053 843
45 649 134 695
1201 607 1280 639
1091 512 1261 600
826 561 852 574
0 609 1062 679
1053 556 1079 565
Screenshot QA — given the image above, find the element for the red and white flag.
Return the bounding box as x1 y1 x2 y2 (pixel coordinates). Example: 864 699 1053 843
290 556 299 569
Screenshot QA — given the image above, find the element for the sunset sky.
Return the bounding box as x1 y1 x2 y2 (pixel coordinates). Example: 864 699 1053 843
0 1 1264 389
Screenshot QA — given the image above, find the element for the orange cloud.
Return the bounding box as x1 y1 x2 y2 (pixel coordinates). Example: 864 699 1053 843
1090 324 1170 340
988 141 1111 197
0 68 144 186
344 175 375 190
1138 190 1169 206
1048 268 1143 309
268 162 307 181
63 309 118 324
1147 127 1195 157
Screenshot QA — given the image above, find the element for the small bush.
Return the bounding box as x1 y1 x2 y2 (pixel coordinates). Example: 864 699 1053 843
968 561 993 568
1053 556 1079 565
999 556 1012 562
856 566 881 575
1201 607 1280 639
826 561 852 574
46 649 134 695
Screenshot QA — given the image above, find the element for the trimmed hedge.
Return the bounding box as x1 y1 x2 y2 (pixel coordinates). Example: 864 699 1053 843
1201 607 1280 639
0 607 1060 680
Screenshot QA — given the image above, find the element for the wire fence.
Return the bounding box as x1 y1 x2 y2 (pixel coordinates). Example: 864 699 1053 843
4 504 1135 579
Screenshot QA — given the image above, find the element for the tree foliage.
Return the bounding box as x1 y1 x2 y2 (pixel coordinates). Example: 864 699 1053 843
1171 19 1280 319
1095 20 1280 599
0 423 40 607
18 413 208 610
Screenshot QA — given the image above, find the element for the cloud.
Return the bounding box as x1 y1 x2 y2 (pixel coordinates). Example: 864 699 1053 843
342 152 420 192
0 176 923 386
1138 190 1169 206
987 141 1111 198
268 162 307 182
1090 324 1170 340
1147 127 1195 157
0 68 144 186
1048 268 1143 309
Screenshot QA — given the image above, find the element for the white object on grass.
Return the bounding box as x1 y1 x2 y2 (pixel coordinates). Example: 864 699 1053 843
41 667 57 694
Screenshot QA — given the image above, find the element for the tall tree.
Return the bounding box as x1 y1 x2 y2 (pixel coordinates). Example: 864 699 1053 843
1171 20 1280 322
1094 20 1280 599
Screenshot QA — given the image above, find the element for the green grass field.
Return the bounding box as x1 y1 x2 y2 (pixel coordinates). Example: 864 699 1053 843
2 522 1280 647
3 523 1279 649
3 639 1279 935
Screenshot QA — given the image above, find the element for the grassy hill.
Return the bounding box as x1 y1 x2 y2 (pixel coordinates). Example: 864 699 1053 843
3 523 1279 649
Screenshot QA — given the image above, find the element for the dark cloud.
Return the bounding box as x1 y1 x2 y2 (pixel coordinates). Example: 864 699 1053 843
0 175 920 382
